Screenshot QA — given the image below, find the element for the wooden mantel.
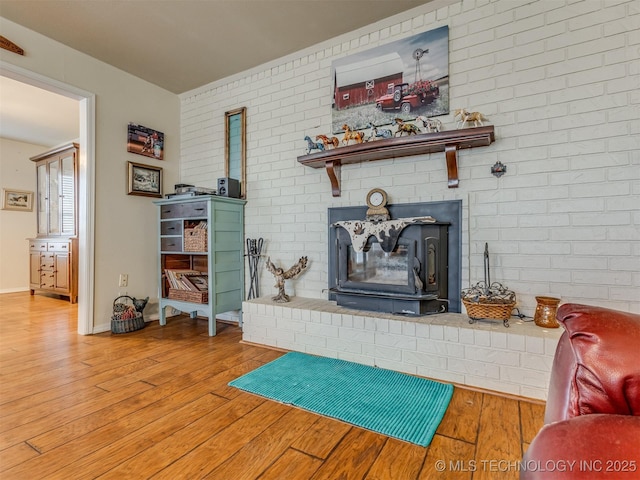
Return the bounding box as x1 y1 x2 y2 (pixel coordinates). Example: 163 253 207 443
297 125 495 197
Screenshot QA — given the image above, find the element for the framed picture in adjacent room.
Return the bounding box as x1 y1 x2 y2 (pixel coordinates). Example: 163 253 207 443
2 188 33 211
127 162 163 197
127 123 164 160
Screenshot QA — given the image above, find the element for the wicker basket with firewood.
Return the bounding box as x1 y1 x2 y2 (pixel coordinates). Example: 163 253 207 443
461 243 516 327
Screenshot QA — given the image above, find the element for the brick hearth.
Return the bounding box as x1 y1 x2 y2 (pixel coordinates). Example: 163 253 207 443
242 297 563 401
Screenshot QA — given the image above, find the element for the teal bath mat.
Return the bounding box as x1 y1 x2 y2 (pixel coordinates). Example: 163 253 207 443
228 352 453 446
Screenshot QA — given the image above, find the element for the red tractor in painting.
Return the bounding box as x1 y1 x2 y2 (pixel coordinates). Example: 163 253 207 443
375 81 439 114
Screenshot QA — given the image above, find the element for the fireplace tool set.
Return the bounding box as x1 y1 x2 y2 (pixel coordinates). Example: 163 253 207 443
246 237 264 300
461 243 516 327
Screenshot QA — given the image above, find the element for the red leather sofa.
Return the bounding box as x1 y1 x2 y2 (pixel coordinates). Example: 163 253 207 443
521 304 640 479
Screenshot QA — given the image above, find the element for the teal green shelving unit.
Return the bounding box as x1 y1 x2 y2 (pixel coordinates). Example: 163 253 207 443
154 195 246 336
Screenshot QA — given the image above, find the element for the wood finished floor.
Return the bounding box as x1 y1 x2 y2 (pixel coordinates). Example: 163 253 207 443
0 292 545 479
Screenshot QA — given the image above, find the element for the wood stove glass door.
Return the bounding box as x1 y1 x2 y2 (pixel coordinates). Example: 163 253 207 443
338 238 417 295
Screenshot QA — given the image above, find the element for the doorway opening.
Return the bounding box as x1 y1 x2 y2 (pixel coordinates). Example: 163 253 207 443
1 62 95 334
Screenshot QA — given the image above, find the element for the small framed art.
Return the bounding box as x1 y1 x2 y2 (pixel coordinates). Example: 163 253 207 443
127 162 163 198
2 188 33 211
127 123 164 160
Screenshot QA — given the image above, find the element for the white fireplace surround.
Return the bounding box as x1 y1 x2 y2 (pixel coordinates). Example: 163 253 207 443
242 297 562 401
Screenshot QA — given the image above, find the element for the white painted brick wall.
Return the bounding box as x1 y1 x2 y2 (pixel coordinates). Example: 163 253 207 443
243 298 562 400
180 0 639 315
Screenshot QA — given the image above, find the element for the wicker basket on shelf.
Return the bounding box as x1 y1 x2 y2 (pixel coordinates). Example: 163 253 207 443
168 288 208 304
184 228 207 252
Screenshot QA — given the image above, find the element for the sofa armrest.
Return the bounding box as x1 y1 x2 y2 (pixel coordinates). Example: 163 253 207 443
554 304 640 418
521 414 640 480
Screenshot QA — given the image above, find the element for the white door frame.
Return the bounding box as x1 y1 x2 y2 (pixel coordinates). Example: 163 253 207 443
1 62 95 335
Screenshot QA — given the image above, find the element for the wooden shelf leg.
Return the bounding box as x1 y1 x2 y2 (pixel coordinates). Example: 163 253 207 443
445 144 459 188
325 160 342 197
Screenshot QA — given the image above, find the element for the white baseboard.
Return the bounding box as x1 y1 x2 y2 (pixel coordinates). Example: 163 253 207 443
0 287 30 294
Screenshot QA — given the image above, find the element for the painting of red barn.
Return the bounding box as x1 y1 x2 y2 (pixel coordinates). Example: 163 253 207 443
334 53 404 110
331 26 449 133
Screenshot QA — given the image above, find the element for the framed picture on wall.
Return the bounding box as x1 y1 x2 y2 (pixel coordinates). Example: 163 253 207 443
225 107 246 199
127 123 164 160
331 25 449 133
127 162 163 198
2 188 33 211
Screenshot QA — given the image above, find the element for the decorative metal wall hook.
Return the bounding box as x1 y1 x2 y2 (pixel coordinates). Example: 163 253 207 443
491 161 507 178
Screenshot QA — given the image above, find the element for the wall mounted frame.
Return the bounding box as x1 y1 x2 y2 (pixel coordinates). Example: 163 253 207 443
2 188 33 211
225 107 247 199
127 161 163 198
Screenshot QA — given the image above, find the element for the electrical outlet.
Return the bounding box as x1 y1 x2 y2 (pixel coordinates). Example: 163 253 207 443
119 274 128 288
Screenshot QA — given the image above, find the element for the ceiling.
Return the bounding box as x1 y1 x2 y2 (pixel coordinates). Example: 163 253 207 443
0 75 79 147
0 0 432 94
0 0 433 147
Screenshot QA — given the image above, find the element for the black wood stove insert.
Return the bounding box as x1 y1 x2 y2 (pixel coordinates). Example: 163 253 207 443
328 200 462 315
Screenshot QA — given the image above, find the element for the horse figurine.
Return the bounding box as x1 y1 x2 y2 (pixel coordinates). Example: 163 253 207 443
341 124 365 145
316 134 339 149
365 123 393 141
394 118 420 136
454 109 488 129
415 116 442 133
304 135 325 154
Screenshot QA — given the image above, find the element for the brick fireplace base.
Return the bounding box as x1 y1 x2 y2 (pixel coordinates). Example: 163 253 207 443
241 297 563 401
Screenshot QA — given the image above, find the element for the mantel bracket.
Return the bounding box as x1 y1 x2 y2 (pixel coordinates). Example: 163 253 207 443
445 144 459 188
325 160 342 197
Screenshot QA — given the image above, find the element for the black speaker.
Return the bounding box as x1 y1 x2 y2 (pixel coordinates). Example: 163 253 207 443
217 177 240 198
